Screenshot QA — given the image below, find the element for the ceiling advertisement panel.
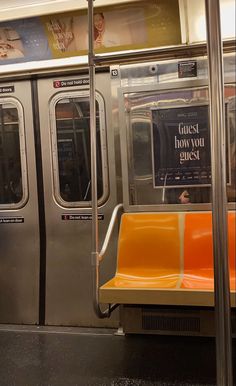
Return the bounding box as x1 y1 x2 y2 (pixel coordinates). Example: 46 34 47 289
0 0 181 65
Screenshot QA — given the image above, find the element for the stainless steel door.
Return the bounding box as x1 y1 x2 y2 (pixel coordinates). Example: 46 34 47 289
0 81 40 324
37 73 118 327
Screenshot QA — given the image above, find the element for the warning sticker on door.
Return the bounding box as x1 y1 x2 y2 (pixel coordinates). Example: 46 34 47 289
53 79 89 88
0 216 24 224
61 214 104 221
0 86 15 94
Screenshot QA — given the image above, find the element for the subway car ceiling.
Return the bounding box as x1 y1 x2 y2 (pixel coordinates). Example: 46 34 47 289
0 0 235 78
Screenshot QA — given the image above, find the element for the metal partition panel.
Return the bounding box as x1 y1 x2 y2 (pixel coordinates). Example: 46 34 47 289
37 72 119 327
0 81 40 324
114 54 236 212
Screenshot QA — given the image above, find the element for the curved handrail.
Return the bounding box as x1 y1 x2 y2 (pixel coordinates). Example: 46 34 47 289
92 203 123 318
92 258 119 318
99 203 123 261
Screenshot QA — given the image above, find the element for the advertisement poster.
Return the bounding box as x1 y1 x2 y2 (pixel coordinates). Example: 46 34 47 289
0 0 181 65
0 18 51 64
42 0 181 58
152 105 213 188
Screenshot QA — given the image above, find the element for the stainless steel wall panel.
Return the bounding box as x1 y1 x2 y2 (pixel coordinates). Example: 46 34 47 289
117 53 236 212
37 73 119 327
0 81 40 324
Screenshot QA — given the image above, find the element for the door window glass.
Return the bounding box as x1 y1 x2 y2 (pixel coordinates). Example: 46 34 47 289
0 102 24 206
52 93 108 206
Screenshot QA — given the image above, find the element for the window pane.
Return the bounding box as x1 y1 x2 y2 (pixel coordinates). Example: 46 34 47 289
55 98 103 203
0 104 23 205
126 88 213 206
126 85 235 207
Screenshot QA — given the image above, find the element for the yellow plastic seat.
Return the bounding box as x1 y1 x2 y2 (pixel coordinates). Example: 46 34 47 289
100 211 236 307
100 213 182 305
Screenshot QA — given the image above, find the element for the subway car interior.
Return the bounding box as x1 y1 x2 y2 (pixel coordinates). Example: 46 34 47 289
0 0 235 385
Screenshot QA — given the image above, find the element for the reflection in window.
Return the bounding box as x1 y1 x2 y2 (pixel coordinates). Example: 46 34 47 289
0 104 23 205
133 121 152 177
127 85 236 206
55 98 103 203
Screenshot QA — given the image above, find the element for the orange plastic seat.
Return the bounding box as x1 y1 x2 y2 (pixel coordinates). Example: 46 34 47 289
181 212 235 294
100 211 236 307
181 213 214 290
228 212 236 292
100 213 181 305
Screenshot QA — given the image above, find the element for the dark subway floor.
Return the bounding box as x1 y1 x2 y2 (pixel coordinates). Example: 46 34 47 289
0 326 235 386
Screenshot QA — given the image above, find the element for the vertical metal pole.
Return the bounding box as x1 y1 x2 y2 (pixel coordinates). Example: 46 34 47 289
205 1 233 385
88 0 99 306
88 0 98 263
87 0 109 318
